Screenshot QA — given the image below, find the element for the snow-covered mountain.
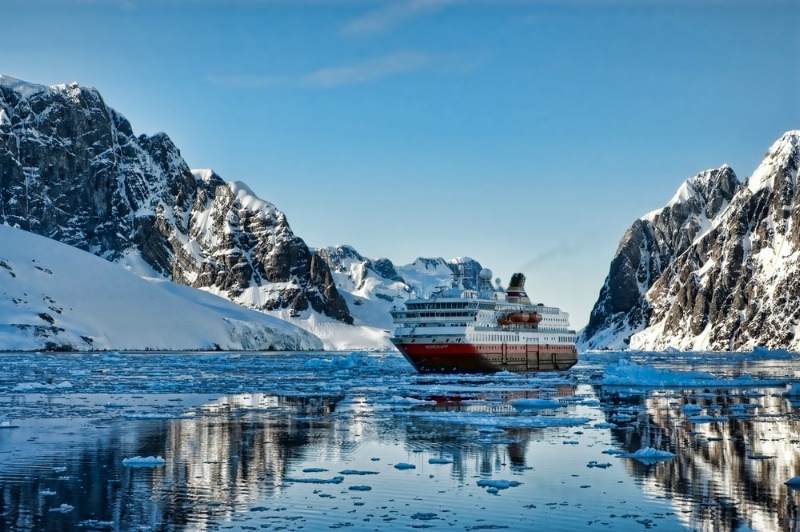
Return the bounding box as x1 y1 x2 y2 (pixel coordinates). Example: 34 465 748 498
0 75 351 331
0 74 489 351
0 225 321 351
581 131 800 351
313 247 484 349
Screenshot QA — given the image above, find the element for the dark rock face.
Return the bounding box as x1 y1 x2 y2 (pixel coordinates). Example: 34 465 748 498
579 165 740 349
0 77 352 324
581 131 800 351
636 132 800 350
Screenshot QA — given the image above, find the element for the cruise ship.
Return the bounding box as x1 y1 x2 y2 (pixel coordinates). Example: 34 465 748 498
390 269 578 373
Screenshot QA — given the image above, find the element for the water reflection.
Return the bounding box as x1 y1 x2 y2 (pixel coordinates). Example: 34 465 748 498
0 387 603 531
598 385 800 531
1 351 800 531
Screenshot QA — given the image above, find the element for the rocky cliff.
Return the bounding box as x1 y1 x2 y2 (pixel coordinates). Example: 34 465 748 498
0 76 352 325
581 131 800 351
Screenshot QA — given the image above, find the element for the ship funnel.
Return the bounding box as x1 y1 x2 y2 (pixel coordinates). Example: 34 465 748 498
506 273 531 305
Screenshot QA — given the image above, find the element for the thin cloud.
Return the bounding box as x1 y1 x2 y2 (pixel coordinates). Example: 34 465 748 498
301 52 430 87
207 74 290 89
343 0 458 36
207 52 432 89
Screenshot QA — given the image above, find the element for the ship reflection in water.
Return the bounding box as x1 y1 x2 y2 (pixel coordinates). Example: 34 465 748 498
0 351 797 530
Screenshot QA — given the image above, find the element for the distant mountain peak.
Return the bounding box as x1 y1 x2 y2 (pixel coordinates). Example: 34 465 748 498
642 165 738 223
746 130 800 194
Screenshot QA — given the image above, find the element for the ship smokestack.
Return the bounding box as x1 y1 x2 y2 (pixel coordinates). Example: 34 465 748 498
506 273 531 305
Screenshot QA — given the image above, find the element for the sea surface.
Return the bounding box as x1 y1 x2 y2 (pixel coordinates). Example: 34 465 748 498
0 350 798 531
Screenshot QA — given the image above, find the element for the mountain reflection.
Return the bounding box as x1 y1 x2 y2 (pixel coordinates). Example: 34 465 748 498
0 394 345 531
599 386 800 531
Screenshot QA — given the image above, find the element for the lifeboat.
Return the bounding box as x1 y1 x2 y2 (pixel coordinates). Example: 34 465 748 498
509 312 530 323
497 311 543 327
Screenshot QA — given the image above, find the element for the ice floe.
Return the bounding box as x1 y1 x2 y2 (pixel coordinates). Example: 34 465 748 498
510 398 562 410
284 476 344 484
122 456 166 467
602 360 787 387
626 447 676 464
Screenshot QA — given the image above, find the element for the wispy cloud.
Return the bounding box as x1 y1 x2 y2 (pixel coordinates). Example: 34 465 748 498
209 52 432 89
343 0 459 36
207 74 290 89
301 52 430 87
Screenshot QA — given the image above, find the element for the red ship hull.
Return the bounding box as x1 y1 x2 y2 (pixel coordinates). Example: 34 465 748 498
391 340 578 374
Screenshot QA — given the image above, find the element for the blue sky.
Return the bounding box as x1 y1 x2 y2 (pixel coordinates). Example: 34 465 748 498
3 0 799 328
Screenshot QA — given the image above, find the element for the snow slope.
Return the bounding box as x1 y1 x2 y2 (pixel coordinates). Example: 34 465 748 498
0 225 322 351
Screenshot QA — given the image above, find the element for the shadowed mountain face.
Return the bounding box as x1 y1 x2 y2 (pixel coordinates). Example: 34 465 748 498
581 131 800 351
0 76 352 324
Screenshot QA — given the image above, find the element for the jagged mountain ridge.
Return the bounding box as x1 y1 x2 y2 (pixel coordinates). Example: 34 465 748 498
579 166 740 349
315 246 484 332
581 131 800 351
0 75 352 325
0 74 494 350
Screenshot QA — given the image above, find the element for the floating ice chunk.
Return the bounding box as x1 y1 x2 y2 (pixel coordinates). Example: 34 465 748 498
603 360 715 386
683 404 703 414
477 479 522 490
13 381 73 392
627 447 676 463
593 422 617 429
411 512 439 520
303 468 328 473
785 476 800 486
304 353 364 370
785 383 800 396
394 463 416 470
409 411 590 429
52 467 67 473
348 485 372 491
751 346 794 359
39 489 56 496
284 476 344 484
611 413 635 422
587 461 612 469
428 458 453 464
339 470 379 475
49 503 74 513
122 456 166 467
603 360 784 387
378 396 436 406
511 398 561 410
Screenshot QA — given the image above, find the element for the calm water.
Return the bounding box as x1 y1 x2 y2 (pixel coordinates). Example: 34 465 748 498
0 350 798 531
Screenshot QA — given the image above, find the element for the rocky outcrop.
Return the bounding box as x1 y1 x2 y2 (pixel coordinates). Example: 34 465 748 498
579 165 739 349
581 131 800 351
0 76 352 324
